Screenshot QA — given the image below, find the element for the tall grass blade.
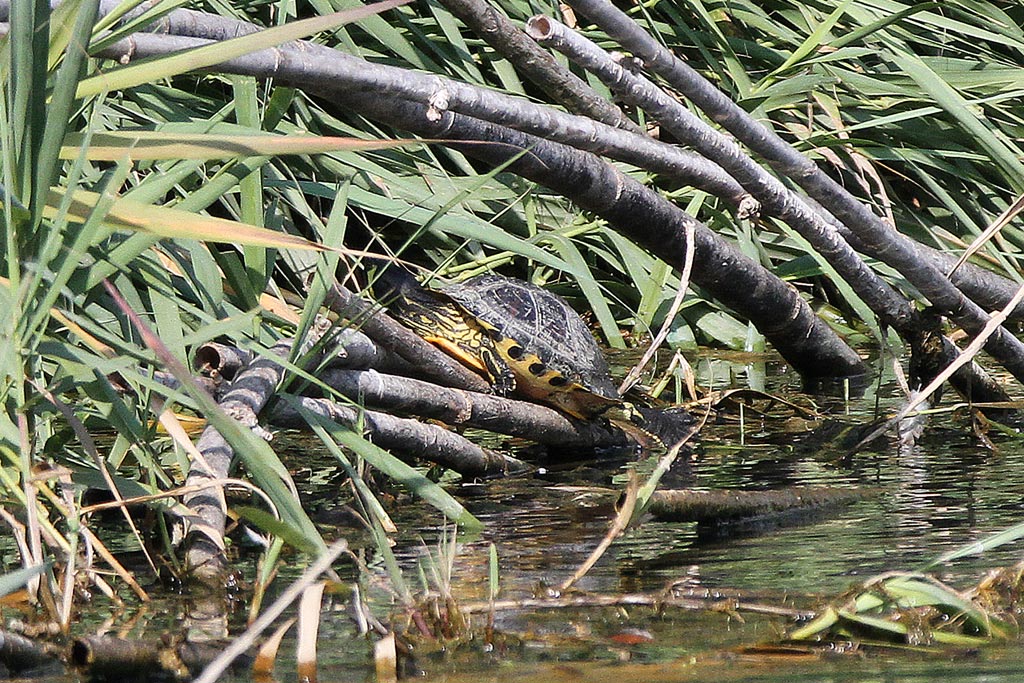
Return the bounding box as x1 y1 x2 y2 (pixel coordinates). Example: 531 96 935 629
59 132 413 160
47 188 333 251
0 562 51 598
33 0 99 217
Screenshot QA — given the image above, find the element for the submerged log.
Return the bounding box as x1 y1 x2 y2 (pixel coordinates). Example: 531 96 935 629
71 635 252 680
71 636 160 678
649 486 871 525
0 630 62 676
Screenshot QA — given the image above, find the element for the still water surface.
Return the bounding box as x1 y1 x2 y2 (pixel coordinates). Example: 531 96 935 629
298 356 1024 681
14 355 1024 681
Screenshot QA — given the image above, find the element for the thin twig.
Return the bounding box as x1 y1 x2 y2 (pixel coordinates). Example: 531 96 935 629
460 591 813 620
620 220 695 394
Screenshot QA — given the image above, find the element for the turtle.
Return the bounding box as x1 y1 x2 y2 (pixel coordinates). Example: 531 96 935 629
373 267 625 420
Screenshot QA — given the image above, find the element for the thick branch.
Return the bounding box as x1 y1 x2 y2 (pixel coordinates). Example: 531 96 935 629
183 338 294 585
528 17 913 331
318 368 635 450
194 328 417 380
323 283 491 393
268 395 530 477
334 98 866 377
192 334 511 453
805 195 1024 320
13 2 1024 317
119 0 1024 317
435 0 639 132
526 16 1009 405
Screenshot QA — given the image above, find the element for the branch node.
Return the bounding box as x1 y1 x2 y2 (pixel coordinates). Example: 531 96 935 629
427 79 451 122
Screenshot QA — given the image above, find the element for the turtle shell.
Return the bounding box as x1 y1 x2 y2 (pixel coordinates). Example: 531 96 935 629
444 274 622 419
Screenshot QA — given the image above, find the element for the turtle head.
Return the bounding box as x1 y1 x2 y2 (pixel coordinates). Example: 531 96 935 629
370 263 423 303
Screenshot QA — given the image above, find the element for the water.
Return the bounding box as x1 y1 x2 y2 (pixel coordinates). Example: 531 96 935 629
9 354 1024 681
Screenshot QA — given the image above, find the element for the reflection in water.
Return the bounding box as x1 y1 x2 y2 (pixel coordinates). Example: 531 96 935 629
14 357 1023 682
372 414 1024 612
352 360 1024 680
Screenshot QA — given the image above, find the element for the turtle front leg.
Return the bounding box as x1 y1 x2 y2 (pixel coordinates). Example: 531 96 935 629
479 346 517 395
605 403 695 451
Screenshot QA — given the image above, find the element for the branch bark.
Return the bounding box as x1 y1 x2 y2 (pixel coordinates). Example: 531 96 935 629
435 0 640 132
183 338 295 585
10 2 1024 319
268 395 530 477
323 282 491 393
316 368 636 450
649 486 871 524
103 0 1024 319
336 96 866 377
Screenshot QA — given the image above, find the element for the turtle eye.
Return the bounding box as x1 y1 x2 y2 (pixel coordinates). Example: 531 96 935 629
529 362 546 376
507 345 524 359
548 375 568 387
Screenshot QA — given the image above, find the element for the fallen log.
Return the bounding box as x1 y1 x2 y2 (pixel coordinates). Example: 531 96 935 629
317 368 637 451
268 395 530 477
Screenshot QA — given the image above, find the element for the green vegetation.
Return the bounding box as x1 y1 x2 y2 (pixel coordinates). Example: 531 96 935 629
2 0 1024 677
